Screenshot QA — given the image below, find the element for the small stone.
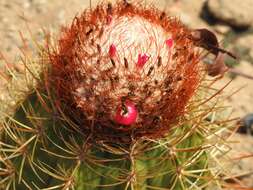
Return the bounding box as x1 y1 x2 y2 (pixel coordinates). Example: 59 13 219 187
238 113 253 135
214 24 231 34
179 13 192 26
227 134 253 187
236 34 253 60
57 10 66 24
207 0 253 28
23 1 31 9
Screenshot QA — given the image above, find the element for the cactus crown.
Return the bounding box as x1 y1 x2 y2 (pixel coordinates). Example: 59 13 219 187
48 1 202 142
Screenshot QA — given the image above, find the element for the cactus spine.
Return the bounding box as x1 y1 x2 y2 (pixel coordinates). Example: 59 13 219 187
0 1 235 189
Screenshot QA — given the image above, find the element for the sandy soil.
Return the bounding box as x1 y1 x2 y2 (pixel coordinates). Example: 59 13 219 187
1 0 253 188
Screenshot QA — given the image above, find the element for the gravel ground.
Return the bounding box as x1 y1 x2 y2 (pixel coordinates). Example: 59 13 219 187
0 0 253 188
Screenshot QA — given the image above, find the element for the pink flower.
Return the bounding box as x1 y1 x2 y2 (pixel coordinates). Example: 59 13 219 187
166 38 173 48
109 44 117 58
137 53 149 68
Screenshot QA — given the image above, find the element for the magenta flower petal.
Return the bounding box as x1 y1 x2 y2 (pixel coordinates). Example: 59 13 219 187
137 53 149 68
166 38 173 48
109 44 117 58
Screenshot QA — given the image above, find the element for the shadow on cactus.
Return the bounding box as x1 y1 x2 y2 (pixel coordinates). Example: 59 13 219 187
0 1 238 189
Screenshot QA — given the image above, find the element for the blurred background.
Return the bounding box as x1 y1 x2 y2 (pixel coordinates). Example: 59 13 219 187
0 0 253 188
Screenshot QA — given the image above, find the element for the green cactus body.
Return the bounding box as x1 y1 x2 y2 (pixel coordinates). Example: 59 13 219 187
0 1 235 189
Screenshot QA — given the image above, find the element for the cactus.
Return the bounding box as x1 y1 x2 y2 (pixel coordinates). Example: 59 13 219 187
0 1 236 189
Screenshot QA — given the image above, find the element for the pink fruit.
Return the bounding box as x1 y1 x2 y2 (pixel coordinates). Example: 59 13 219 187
114 101 138 125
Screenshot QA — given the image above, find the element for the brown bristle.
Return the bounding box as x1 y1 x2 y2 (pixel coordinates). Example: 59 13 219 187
123 0 131 7
86 28 93 36
107 3 113 15
160 12 166 20
157 56 162 67
98 27 104 38
147 66 154 76
97 44 101 53
124 57 128 69
110 58 116 67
